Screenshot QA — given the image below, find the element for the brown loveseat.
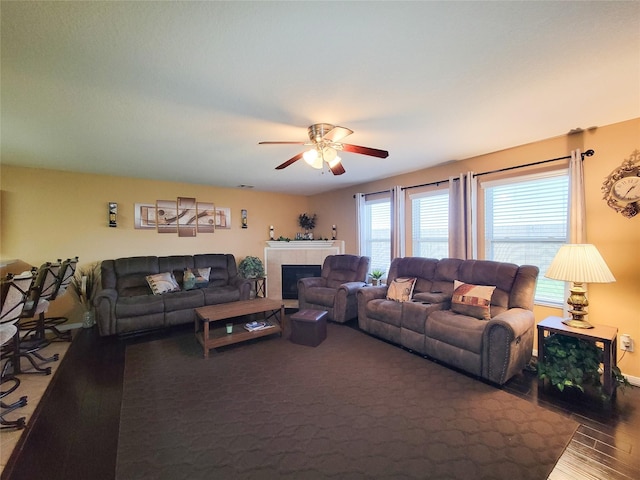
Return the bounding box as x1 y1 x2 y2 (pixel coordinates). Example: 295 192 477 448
95 254 250 336
357 257 539 385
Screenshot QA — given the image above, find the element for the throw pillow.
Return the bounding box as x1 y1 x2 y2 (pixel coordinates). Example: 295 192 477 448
183 269 196 290
192 267 211 288
386 277 417 302
146 272 180 295
451 280 496 320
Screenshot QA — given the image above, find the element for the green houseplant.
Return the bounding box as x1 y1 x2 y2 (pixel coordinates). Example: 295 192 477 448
370 269 384 286
71 261 102 328
238 256 265 279
537 333 630 400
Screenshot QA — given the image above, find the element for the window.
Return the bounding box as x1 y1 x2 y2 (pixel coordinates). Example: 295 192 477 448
360 195 391 274
411 190 449 259
483 171 568 305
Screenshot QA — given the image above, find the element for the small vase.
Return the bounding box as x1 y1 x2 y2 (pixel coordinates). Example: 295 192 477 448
82 310 95 328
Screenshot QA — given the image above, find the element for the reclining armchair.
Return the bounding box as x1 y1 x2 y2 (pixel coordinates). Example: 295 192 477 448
297 254 370 323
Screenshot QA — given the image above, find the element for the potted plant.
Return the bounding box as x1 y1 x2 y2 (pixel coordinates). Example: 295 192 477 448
537 333 630 400
370 269 385 286
298 213 317 239
238 256 265 279
71 261 101 328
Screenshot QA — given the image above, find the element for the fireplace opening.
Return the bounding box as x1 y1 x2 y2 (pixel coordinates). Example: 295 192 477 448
281 264 321 299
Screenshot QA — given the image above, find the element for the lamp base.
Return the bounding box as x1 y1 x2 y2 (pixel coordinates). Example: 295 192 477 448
561 318 594 329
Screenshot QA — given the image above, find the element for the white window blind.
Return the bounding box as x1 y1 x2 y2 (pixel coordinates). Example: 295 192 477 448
483 171 568 305
362 196 392 274
411 191 449 259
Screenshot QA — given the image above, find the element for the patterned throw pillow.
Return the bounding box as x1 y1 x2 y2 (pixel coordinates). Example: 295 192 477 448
451 280 496 320
386 277 417 302
146 272 180 295
182 268 211 290
183 269 197 290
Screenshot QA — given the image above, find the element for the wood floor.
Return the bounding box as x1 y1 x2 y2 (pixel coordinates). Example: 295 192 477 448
2 323 639 480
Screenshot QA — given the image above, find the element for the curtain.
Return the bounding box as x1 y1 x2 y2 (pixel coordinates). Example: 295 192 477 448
355 193 365 255
391 186 405 259
568 149 586 243
448 172 477 259
564 149 587 317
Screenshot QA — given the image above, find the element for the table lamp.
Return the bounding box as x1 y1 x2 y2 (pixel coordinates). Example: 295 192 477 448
544 243 616 329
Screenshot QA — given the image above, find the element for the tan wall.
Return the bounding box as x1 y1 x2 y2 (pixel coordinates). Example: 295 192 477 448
2 118 639 377
310 118 640 378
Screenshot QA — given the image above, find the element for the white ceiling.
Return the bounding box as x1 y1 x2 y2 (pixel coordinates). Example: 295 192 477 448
2 1 639 195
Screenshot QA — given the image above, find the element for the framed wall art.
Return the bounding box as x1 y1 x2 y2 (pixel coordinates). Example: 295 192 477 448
134 203 157 229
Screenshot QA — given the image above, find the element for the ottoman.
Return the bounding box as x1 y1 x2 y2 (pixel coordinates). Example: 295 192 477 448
290 309 328 347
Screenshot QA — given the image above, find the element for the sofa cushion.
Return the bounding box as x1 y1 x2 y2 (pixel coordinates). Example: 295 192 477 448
163 289 204 312
365 298 403 327
115 294 165 318
425 309 486 354
451 280 495 320
386 277 416 302
146 272 180 295
202 284 241 304
304 286 337 308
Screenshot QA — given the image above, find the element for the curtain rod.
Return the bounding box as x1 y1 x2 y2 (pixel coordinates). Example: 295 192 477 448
353 189 392 198
403 149 595 191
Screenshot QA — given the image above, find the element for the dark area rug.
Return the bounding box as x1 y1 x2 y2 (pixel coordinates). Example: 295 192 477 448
116 323 578 479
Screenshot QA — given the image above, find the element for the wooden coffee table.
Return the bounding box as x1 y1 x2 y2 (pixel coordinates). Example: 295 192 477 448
195 298 285 358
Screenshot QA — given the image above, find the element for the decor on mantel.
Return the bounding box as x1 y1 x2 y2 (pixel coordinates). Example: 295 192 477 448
266 240 335 248
269 225 274 240
332 225 337 240
298 212 317 239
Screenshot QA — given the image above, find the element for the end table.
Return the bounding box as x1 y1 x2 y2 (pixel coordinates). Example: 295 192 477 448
537 316 618 398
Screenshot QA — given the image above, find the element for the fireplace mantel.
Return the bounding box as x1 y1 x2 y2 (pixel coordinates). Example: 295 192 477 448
264 240 345 307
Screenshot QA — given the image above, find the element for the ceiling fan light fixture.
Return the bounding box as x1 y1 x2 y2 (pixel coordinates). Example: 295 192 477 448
322 146 337 162
303 148 318 165
328 155 342 168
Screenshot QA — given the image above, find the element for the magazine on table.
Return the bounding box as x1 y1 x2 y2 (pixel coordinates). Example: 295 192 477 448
244 321 274 332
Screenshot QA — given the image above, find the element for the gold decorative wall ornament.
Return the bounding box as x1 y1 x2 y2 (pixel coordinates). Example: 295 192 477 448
601 149 640 218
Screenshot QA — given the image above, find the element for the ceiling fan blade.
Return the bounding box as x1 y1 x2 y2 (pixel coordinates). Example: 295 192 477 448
275 152 304 170
329 161 346 175
322 126 354 143
341 143 389 158
259 141 306 145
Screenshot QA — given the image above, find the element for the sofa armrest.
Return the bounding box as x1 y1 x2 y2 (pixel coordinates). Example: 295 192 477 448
332 281 369 323
339 281 369 296
357 285 388 303
229 276 251 300
94 288 118 336
483 308 535 384
487 308 535 339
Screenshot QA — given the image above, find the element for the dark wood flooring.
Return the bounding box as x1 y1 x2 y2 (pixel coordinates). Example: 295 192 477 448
2 323 639 480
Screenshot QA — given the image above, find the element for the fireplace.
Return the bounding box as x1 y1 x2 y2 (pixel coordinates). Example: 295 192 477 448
281 264 321 299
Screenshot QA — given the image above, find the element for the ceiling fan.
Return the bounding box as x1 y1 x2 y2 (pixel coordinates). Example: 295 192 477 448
259 123 389 175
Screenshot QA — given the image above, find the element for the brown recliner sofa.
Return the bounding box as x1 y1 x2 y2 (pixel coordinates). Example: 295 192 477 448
95 254 250 336
297 254 370 323
357 257 539 385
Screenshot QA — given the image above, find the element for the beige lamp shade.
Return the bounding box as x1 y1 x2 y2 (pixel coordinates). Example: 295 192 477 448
544 244 615 283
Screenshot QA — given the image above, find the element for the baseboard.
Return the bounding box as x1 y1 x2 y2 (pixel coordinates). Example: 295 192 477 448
532 348 640 387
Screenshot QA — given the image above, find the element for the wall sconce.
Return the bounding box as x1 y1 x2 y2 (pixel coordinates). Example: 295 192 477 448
109 202 117 228
241 209 248 229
